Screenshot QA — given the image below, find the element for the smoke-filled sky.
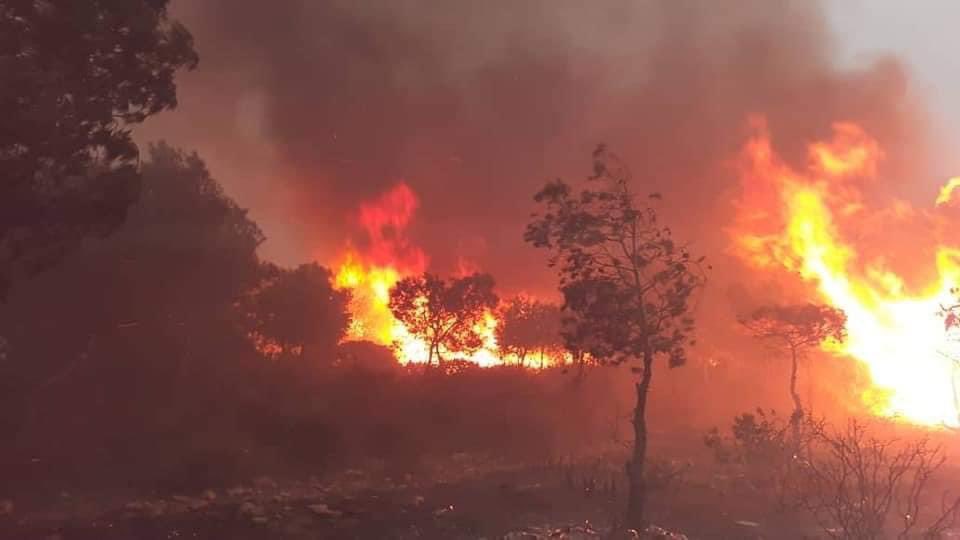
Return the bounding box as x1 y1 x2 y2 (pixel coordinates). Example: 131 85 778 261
137 0 955 297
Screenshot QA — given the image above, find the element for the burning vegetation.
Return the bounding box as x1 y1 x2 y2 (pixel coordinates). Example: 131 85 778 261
9 0 960 539
732 118 960 428
330 181 569 369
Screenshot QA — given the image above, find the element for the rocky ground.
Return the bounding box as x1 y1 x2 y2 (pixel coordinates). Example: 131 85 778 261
0 453 849 539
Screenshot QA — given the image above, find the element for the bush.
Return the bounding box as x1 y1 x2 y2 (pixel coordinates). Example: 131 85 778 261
794 420 960 539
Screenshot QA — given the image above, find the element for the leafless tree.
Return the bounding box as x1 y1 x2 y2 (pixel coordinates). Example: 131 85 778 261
796 420 960 539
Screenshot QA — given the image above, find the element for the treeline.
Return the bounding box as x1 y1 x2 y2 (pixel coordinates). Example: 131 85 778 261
0 144 616 496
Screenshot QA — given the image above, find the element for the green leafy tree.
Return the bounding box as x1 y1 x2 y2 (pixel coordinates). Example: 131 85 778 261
525 145 706 529
740 303 846 423
245 263 352 363
388 272 498 366
0 0 198 299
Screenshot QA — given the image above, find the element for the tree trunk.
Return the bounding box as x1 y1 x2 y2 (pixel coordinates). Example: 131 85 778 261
625 351 653 531
789 346 802 421
789 346 803 444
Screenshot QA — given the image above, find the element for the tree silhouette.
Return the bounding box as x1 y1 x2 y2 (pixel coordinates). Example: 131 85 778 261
388 272 498 366
0 144 265 470
496 296 562 367
0 0 198 299
245 262 352 363
525 145 706 529
741 303 846 423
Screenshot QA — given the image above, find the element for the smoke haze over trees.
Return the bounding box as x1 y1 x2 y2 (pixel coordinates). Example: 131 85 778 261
5 1 960 537
141 0 931 295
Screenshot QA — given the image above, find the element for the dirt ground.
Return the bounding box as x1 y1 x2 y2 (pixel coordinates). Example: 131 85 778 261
0 451 833 540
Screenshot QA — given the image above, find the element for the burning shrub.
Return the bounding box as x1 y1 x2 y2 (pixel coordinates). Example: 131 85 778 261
388 272 499 367
496 296 564 368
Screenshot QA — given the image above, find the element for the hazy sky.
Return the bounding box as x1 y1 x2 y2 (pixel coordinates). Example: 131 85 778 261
827 0 960 162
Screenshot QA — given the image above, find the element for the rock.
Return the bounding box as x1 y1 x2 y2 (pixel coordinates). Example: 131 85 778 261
433 504 454 517
271 491 293 503
501 525 601 540
227 486 252 498
641 525 688 540
307 503 343 518
239 501 266 521
171 495 209 511
568 525 602 539
202 489 217 501
502 532 540 540
0 499 12 516
125 500 168 517
251 516 269 525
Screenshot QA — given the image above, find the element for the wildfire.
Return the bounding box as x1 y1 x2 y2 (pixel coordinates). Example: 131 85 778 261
330 182 506 367
731 117 960 428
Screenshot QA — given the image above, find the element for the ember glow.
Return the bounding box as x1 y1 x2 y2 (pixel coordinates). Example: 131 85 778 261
732 117 960 428
331 182 524 367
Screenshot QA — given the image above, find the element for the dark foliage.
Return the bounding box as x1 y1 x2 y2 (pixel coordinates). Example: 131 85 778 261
243 262 352 364
388 272 498 366
0 0 198 299
496 296 563 367
526 145 706 529
0 144 265 490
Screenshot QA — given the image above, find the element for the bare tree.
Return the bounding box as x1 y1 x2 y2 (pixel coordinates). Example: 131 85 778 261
526 145 706 529
741 304 846 424
797 420 960 540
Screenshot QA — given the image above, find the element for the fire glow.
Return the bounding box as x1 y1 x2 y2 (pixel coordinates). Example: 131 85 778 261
732 117 960 428
331 182 515 367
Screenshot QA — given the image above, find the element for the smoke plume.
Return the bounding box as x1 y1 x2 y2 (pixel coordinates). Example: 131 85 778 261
140 0 931 303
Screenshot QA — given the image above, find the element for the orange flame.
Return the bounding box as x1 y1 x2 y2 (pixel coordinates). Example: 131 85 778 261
936 177 960 207
731 117 960 427
331 182 554 367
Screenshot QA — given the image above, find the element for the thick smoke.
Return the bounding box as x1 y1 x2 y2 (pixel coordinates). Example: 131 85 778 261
142 0 929 294
136 0 935 424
